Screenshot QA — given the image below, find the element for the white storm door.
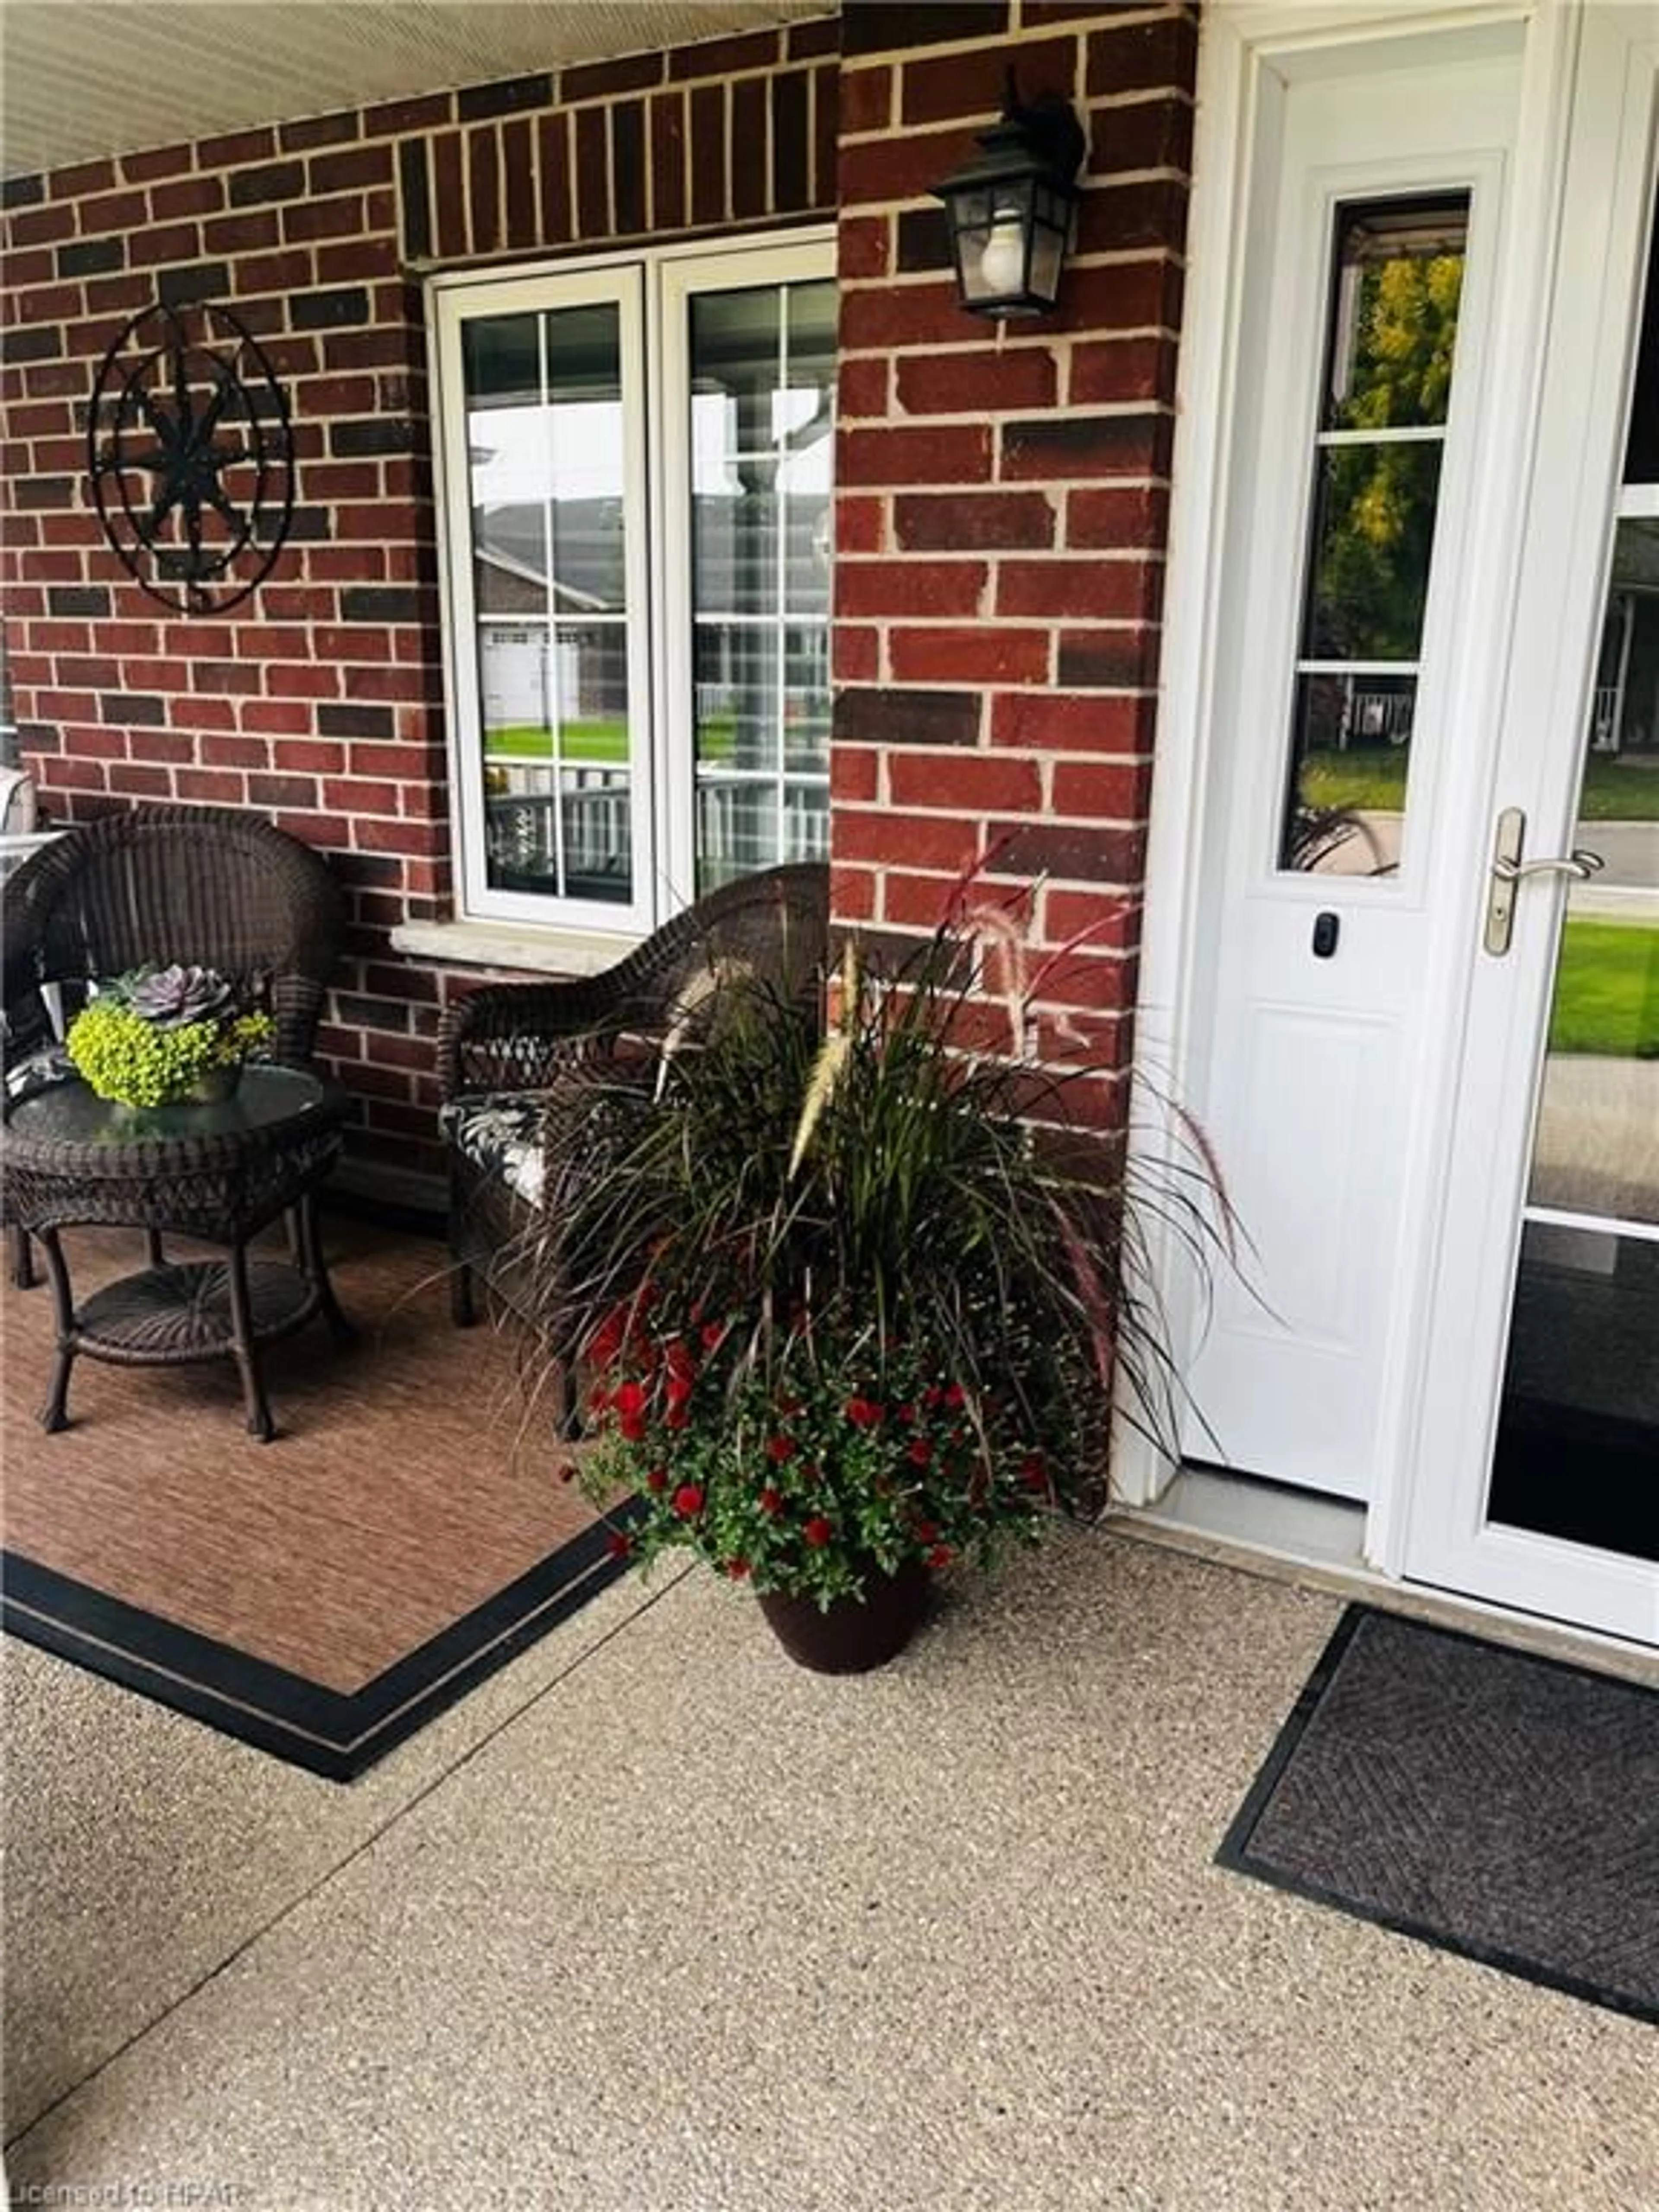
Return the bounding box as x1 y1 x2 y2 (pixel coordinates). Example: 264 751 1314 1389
1399 6 1659 1647
1183 45 1520 1499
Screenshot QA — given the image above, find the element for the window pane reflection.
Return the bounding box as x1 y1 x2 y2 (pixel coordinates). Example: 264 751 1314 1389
1302 444 1443 660
1279 194 1468 873
1489 1222 1658 1560
1491 508 1659 1561
689 277 833 883
465 303 633 906
1281 675 1408 877
1322 198 1465 433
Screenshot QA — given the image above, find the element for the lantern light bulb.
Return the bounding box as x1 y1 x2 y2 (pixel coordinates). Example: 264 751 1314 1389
978 210 1027 297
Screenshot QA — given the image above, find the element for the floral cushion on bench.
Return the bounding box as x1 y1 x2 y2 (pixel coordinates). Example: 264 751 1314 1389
441 966 761 1218
439 1093 550 1211
3 1042 76 1103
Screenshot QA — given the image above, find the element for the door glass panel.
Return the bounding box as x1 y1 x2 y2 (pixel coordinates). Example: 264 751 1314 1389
1321 199 1465 432
1487 514 1659 1560
464 303 634 907
1302 444 1445 659
1279 196 1468 875
689 277 834 892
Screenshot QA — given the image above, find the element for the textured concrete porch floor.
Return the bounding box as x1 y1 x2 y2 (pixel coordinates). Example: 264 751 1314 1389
4 1530 1655 2211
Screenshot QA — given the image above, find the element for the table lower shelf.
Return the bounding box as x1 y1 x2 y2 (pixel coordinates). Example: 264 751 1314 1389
76 1258 320 1364
38 1225 355 1441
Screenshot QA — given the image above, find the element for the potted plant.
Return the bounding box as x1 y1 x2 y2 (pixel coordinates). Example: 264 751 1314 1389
66 963 274 1109
540 876 1227 1672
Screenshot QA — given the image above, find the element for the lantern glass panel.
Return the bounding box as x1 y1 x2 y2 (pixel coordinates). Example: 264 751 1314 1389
1027 219 1067 308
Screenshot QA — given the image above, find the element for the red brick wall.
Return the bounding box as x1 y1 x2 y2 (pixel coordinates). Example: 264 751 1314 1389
1 2 1195 1185
830 0 1195 1087
0 22 838 1188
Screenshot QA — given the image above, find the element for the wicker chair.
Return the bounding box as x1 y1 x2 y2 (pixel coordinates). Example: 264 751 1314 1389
2 803 346 1286
437 864 829 1398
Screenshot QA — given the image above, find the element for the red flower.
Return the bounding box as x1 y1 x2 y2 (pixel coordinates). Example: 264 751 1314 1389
913 1520 940 1545
926 1544 953 1569
664 1405 690 1431
672 1484 705 1519
896 1402 917 1426
665 1338 696 1382
619 1411 648 1443
844 1396 884 1428
700 1320 727 1352
943 1382 967 1409
587 1309 627 1370
611 1380 648 1420
1019 1454 1048 1492
760 1486 785 1516
726 1558 751 1580
606 1531 632 1559
665 1373 695 1410
766 1434 795 1464
907 1437 932 1466
645 1467 669 1493
802 1515 834 1548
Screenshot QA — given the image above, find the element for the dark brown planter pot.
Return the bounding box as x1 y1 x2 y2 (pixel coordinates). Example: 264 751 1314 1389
182 1061 242 1104
755 1557 934 1674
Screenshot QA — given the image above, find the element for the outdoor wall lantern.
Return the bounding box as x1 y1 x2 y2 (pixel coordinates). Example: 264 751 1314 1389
931 73 1087 318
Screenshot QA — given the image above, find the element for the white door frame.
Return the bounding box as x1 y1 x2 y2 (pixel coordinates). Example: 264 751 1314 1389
1115 3 1609 1552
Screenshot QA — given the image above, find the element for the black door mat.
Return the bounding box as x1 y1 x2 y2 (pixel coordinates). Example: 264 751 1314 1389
1218 1605 1659 2024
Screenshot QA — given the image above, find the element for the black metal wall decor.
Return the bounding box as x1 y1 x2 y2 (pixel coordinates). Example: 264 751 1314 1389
86 297 296 615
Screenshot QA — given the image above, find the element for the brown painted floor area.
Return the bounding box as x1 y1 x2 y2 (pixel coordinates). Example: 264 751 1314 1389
0 1214 599 1691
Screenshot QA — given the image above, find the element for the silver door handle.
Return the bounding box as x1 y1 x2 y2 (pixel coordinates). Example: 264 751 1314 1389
1491 850 1605 883
1484 807 1604 957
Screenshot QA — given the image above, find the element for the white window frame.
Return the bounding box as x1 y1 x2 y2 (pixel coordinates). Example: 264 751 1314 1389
429 228 835 941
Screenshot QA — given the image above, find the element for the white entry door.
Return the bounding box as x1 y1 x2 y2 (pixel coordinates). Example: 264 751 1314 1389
1158 3 1658 1646
1180 36 1524 1500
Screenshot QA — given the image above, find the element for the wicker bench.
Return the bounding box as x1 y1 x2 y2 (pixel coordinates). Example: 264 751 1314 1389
435 864 828 1412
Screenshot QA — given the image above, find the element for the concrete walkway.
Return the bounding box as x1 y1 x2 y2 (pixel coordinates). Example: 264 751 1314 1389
5 1530 1655 2211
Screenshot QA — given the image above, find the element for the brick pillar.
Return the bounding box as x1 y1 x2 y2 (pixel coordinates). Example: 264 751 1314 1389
830 0 1196 1085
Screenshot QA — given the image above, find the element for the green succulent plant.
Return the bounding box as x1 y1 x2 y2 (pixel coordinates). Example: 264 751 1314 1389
66 966 273 1107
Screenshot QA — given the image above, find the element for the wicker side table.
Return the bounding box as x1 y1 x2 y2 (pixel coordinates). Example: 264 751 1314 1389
0 1066 353 1440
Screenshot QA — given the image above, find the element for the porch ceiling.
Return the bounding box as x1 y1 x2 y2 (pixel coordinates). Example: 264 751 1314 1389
0 0 836 182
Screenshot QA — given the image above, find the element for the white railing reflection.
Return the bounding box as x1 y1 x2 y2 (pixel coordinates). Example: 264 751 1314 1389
483 754 828 889
696 781 829 868
485 760 630 890
1589 685 1622 753
1349 688 1415 745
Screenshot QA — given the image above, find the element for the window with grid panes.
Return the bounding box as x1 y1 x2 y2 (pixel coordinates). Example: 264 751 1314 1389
432 235 835 934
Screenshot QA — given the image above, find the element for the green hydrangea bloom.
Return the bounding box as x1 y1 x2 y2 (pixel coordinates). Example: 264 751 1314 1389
66 999 274 1107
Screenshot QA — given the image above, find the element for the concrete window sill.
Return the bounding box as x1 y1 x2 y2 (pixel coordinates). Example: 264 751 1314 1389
388 917 641 979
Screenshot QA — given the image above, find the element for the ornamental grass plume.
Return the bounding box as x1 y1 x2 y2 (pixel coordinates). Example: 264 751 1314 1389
534 870 1230 1608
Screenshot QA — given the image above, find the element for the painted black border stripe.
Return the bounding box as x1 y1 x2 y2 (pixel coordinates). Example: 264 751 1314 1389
1 1506 640 1783
1216 1603 1659 2028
